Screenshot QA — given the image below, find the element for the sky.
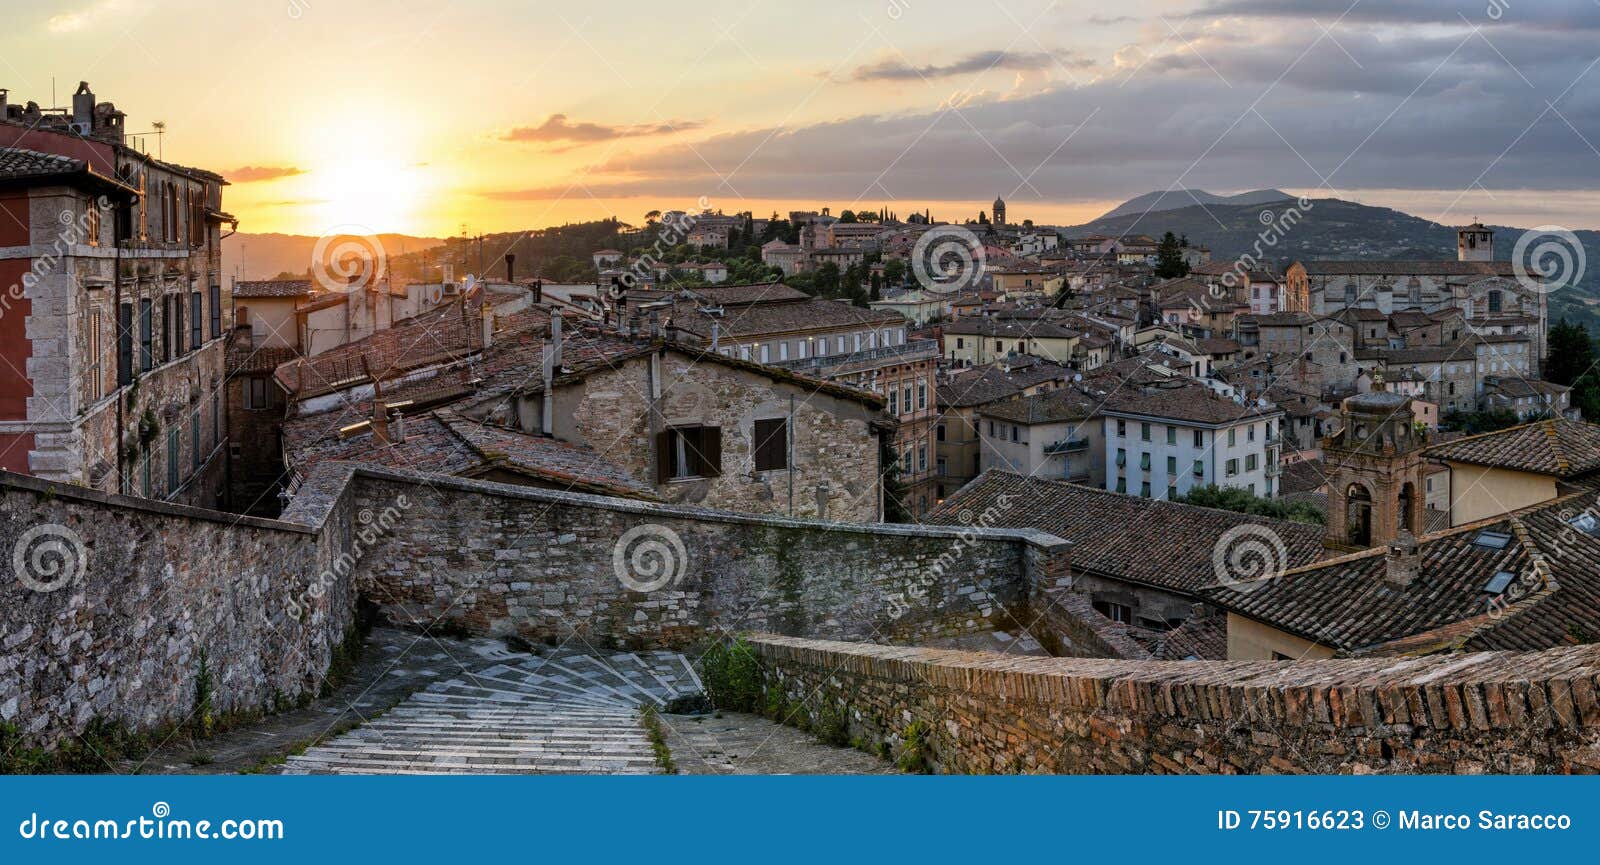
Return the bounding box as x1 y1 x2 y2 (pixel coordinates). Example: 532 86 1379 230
6 0 1600 237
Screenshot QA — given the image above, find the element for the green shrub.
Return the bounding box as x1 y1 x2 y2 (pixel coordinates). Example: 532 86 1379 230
897 720 932 774
699 638 763 712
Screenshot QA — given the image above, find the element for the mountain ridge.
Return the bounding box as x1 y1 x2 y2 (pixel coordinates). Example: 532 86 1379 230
1097 188 1293 221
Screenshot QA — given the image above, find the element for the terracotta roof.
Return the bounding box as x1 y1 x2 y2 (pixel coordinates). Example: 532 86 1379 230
978 385 1102 424
1424 418 1600 478
234 279 314 298
1296 260 1521 277
1100 379 1282 425
942 317 1081 340
925 471 1325 596
1210 494 1600 654
936 357 1074 408
0 145 82 178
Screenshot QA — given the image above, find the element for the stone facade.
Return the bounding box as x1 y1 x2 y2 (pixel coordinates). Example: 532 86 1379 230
0 468 354 748
347 467 1066 649
751 634 1600 774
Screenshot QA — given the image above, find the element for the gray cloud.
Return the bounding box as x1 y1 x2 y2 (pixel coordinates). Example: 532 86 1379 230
227 165 306 183
847 50 1086 82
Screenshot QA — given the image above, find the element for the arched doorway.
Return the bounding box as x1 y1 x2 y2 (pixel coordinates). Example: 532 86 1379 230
1346 483 1373 546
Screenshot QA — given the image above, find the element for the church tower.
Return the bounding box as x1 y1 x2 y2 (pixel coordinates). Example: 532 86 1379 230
1322 390 1429 551
992 196 1006 227
1457 221 1494 262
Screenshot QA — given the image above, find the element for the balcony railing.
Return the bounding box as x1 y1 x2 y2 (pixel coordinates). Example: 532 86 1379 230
770 338 940 373
1043 437 1090 455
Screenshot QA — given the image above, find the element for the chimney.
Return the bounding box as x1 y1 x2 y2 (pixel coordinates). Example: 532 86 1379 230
648 309 661 340
504 253 516 283
531 279 543 304
626 312 641 339
443 263 455 285
71 82 94 134
1384 530 1420 587
711 321 720 352
481 307 495 348
0 89 8 117
371 400 391 445
390 410 406 443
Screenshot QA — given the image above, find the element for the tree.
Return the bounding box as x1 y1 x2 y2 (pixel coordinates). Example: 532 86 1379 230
839 210 858 223
1155 231 1189 279
883 258 907 288
1546 318 1596 386
1174 485 1324 525
1441 409 1523 434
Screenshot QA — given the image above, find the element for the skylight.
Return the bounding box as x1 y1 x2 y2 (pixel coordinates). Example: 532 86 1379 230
1483 570 1517 595
1472 531 1512 551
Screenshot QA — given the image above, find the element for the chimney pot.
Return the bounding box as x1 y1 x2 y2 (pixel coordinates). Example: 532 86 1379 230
1384 530 1420 586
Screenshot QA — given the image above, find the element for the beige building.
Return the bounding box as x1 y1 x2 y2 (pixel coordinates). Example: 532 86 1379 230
934 356 1074 500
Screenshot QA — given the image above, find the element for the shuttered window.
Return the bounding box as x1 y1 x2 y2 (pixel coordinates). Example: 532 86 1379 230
655 426 722 481
753 418 788 472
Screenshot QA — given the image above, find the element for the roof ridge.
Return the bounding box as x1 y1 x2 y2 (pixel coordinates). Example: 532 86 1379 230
1541 419 1570 473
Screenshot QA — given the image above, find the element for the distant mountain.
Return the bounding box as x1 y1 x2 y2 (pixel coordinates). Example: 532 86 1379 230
1063 196 1600 336
1098 188 1293 221
221 233 447 282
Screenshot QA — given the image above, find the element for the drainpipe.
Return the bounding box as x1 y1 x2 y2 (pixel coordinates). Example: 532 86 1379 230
789 392 795 516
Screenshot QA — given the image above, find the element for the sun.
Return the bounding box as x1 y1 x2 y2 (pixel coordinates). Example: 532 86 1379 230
307 154 429 234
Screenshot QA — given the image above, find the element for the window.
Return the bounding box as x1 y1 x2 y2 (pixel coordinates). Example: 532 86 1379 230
87 309 102 398
987 420 995 436
139 299 153 371
118 303 134 384
936 424 945 442
902 385 912 412
1193 430 1203 448
1140 422 1151 442
888 388 899 415
189 291 202 350
1140 481 1151 498
917 446 927 472
212 393 221 446
778 342 788 361
1166 456 1177 475
936 457 946 476
760 345 770 364
956 337 964 349
1116 419 1126 437
1166 427 1177 445
657 426 722 481
1009 425 1019 443
1247 424 1256 442
1115 477 1127 493
1227 428 1237 447
1139 452 1151 471
191 413 202 469
86 201 100 247
1246 454 1258 471
1094 601 1132 623
166 429 179 491
917 382 927 411
1193 460 1204 477
1226 458 1239 477
752 418 788 472
1115 448 1126 467
244 376 278 410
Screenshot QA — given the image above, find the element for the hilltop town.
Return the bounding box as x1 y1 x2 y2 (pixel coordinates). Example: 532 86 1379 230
5 82 1600 776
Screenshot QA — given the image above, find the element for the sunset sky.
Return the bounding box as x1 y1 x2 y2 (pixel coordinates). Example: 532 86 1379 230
7 0 1600 236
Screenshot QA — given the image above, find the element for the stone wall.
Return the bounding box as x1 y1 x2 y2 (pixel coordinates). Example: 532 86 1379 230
0 467 355 748
346 466 1067 649
750 634 1600 774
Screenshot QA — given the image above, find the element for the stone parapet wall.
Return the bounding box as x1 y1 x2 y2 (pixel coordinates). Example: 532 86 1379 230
0 468 355 748
346 466 1067 649
749 634 1600 774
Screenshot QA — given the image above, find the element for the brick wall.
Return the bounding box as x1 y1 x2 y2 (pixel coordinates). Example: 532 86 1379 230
0 468 355 748
750 634 1600 774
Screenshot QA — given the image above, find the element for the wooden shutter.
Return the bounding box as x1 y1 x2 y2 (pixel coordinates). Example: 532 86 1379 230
655 430 674 483
754 419 787 471
699 426 722 477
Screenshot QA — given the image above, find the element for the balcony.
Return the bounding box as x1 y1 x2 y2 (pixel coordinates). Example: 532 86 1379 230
1043 437 1090 455
770 338 940 374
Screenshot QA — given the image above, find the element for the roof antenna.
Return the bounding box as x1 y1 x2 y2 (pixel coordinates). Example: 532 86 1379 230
151 121 165 160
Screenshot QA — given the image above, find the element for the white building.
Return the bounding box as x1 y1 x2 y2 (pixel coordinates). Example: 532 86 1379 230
1100 380 1284 500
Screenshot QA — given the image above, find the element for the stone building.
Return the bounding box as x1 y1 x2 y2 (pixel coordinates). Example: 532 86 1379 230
277 294 893 522
0 83 233 506
1321 391 1430 550
1283 224 1548 371
935 355 1075 499
1101 379 1285 500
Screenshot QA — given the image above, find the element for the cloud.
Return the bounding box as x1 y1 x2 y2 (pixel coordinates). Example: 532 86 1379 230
500 114 704 145
1191 0 1600 31
550 20 1600 215
846 50 1085 82
46 0 136 34
227 165 306 183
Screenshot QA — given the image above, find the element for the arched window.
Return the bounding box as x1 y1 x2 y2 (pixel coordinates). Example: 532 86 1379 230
1346 484 1373 546
1398 482 1416 536
1487 290 1503 313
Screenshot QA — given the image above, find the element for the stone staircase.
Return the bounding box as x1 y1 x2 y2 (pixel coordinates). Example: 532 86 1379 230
280 649 703 775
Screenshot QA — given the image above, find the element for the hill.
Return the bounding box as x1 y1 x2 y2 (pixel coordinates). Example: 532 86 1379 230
1064 197 1600 336
221 233 447 281
1098 188 1292 220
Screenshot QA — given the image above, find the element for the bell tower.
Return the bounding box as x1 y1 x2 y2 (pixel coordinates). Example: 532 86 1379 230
1457 221 1494 262
992 196 1006 227
1322 390 1429 550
